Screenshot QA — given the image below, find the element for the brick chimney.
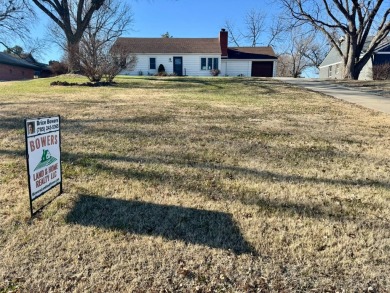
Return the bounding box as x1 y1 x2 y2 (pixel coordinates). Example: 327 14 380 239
219 29 228 58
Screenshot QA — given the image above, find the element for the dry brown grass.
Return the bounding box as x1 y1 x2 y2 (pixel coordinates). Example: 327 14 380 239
0 76 389 292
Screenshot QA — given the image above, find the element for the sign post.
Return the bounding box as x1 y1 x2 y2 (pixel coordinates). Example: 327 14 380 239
25 116 63 216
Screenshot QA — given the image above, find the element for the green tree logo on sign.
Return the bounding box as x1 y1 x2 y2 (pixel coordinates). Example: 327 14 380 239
34 149 57 171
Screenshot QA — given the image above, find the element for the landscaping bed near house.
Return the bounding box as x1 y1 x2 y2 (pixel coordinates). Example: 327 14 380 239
0 76 389 292
50 80 115 87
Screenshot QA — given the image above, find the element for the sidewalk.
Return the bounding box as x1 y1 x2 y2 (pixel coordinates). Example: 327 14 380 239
276 77 390 114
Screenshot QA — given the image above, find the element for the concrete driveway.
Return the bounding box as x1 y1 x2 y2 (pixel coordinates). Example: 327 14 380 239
276 77 390 114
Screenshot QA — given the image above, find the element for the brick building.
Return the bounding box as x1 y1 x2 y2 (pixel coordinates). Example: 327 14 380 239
0 52 47 81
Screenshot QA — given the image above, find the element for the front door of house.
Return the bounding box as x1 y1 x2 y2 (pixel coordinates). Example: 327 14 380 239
173 57 183 76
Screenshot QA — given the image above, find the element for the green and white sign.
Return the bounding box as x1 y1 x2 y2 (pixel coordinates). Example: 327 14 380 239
25 116 62 215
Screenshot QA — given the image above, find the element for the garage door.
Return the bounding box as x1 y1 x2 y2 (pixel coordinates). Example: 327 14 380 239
251 61 274 77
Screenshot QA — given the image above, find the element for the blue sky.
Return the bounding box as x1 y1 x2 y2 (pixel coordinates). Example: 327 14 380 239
24 0 281 63
129 0 280 38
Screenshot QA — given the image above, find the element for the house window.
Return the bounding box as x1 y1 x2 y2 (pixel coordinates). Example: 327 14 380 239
201 58 207 70
335 64 340 75
328 65 333 77
149 58 156 70
208 58 212 70
201 58 219 70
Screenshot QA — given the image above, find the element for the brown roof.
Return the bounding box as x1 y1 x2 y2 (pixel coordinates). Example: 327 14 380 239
113 37 222 54
227 47 278 59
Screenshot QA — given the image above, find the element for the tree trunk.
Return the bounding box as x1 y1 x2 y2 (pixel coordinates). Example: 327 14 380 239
343 46 360 80
341 36 368 80
343 63 360 80
67 41 81 73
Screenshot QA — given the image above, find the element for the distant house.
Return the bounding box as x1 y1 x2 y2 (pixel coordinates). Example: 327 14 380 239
112 29 278 77
0 52 50 81
319 38 390 80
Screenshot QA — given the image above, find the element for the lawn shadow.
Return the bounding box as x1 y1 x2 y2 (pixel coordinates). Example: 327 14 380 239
0 117 24 131
114 76 278 94
66 194 256 255
55 148 389 224
1 145 386 224
114 77 224 90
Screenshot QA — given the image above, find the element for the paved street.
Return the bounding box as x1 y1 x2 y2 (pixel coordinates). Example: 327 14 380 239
276 77 390 114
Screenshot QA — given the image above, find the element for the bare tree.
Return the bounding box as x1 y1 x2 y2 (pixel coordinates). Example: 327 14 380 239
280 0 390 79
225 9 266 47
290 30 316 77
79 38 136 82
244 9 266 47
3 45 24 55
77 0 134 82
0 0 34 48
277 54 294 77
224 20 242 47
277 28 328 77
32 0 106 72
2 39 48 63
49 60 68 75
372 62 390 80
223 8 327 76
102 50 136 83
266 15 289 47
79 42 136 82
301 37 328 69
225 10 288 47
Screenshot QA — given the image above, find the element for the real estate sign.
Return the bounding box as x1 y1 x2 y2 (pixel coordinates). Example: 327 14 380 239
25 116 62 215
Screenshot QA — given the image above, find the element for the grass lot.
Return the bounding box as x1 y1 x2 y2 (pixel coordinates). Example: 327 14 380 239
0 76 389 292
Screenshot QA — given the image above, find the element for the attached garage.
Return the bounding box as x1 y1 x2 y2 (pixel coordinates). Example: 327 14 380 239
251 61 274 77
224 47 278 77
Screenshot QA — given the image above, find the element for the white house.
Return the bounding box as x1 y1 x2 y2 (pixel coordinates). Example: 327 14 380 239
319 38 390 80
112 29 278 77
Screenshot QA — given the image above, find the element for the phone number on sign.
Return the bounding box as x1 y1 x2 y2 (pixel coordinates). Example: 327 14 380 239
37 124 59 133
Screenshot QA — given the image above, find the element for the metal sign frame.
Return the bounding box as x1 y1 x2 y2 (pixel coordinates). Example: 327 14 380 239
25 115 63 216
